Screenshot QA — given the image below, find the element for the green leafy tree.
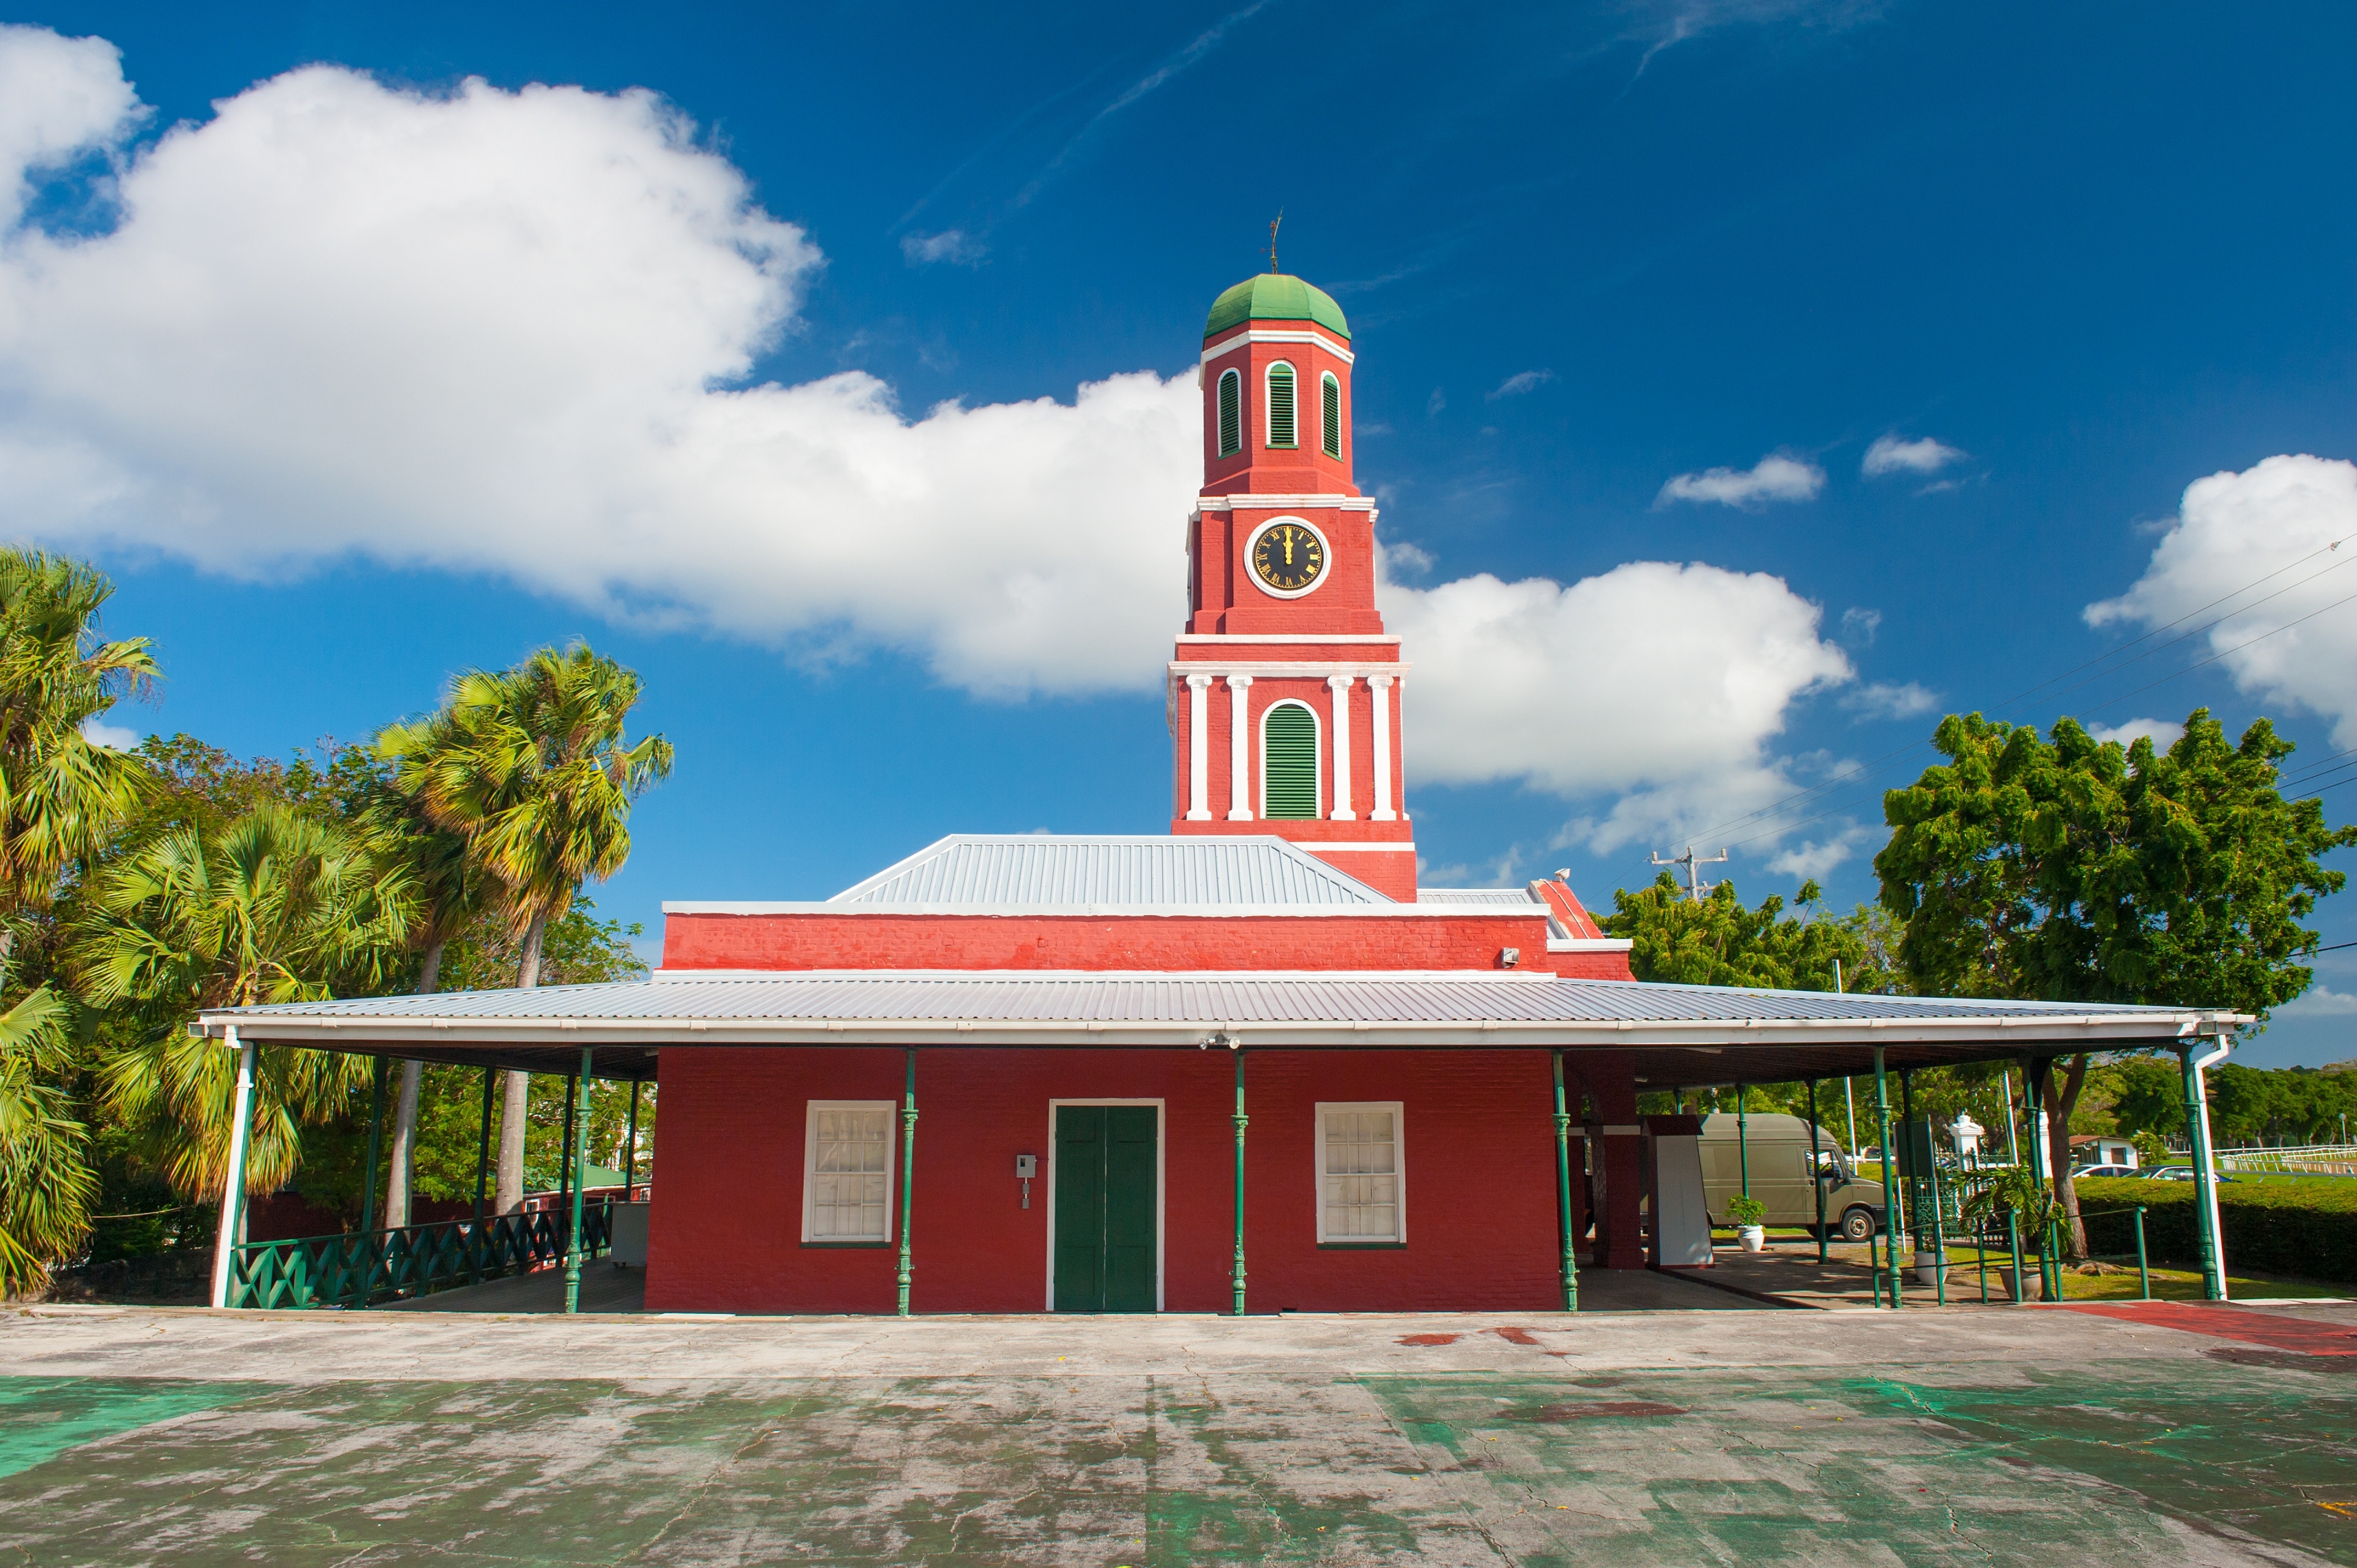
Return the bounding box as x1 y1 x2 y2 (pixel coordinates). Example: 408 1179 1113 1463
74 808 418 1206
1604 876 1899 993
0 550 157 1290
379 644 670 1214
1876 707 2354 1253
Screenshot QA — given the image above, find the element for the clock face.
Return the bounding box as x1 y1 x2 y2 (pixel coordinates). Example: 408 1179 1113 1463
1250 521 1326 594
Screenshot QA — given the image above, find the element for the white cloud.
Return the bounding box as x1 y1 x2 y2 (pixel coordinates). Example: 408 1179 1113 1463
1655 454 1824 510
2278 985 2357 1018
900 229 985 266
79 714 137 749
1842 680 1940 721
0 25 140 226
1487 369 1555 400
1765 825 1870 881
2088 717 2185 749
1840 606 1881 644
1861 433 1963 477
1426 388 1446 417
0 36 1198 699
2086 454 2357 745
1381 560 1853 851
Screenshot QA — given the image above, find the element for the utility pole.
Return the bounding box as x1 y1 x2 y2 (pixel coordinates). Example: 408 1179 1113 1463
1649 843 1728 903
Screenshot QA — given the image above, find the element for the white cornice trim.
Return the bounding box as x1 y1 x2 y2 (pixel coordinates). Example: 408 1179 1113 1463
1175 634 1401 645
1201 328 1354 366
1194 495 1374 512
1167 661 1409 678
663 900 1514 919
1298 842 1415 852
1547 938 1637 954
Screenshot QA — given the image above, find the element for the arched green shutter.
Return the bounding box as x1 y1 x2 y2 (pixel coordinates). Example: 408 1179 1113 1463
1266 364 1296 448
1322 373 1341 457
1263 704 1317 818
1218 370 1241 457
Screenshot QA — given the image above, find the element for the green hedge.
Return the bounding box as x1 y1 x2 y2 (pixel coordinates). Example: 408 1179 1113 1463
2073 1176 2357 1284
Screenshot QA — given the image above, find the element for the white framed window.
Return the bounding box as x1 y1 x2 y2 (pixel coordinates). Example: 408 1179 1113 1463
1217 368 1242 457
1260 698 1320 820
1264 361 1298 448
1320 371 1342 458
802 1100 895 1243
1316 1101 1404 1243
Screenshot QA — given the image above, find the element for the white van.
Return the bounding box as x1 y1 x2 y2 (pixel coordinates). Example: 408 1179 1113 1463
1699 1112 1886 1240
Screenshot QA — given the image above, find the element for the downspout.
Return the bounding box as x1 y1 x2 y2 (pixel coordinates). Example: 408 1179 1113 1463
562 1049 591 1315
1552 1051 1578 1312
2183 1033 2232 1302
897 1046 918 1317
1231 1043 1248 1318
1873 1047 1901 1309
209 1027 257 1310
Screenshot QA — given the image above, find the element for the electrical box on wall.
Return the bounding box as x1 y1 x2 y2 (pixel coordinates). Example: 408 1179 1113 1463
1016 1153 1037 1208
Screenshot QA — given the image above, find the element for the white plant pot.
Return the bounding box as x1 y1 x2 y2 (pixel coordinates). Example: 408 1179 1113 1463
1912 1250 1946 1289
1738 1225 1766 1253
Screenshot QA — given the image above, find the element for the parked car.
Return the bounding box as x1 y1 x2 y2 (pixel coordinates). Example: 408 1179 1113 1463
2073 1162 2140 1178
2143 1165 2236 1182
1698 1113 1886 1240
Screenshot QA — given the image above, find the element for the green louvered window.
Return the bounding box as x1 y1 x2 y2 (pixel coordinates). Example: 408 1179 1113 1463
1322 373 1341 458
1262 703 1318 819
1217 369 1241 457
1265 363 1297 448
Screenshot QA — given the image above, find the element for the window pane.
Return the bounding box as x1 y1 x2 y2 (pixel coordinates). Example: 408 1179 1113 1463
1322 374 1341 457
810 1106 890 1240
1218 371 1240 457
1266 365 1296 447
1322 1108 1399 1240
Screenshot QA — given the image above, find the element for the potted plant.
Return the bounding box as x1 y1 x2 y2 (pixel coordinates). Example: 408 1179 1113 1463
1960 1165 2062 1302
1727 1193 1767 1253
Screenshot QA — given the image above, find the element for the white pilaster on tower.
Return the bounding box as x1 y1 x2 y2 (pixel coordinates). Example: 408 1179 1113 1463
1185 674 1214 820
1369 673 1395 821
1225 674 1253 821
1327 674 1356 821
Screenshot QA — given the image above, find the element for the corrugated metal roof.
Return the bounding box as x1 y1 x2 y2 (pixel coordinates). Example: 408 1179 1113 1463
829 835 1392 907
209 971 2216 1028
1417 888 1538 908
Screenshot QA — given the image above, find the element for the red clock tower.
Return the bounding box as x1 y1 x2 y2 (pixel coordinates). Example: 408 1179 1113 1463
1169 273 1415 900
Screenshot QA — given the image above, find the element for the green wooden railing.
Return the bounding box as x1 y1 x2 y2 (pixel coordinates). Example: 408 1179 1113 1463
226 1201 613 1310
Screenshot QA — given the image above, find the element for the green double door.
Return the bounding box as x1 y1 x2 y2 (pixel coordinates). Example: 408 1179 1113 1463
1053 1105 1158 1312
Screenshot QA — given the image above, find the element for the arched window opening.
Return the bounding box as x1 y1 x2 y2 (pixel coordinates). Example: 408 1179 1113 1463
1321 373 1342 458
1265 363 1297 449
1217 369 1242 458
1262 702 1318 819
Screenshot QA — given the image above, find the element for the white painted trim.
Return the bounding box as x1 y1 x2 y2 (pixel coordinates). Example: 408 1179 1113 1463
1315 1101 1405 1244
1184 674 1213 819
1044 1098 1166 1312
1201 327 1354 366
1327 674 1355 821
801 1099 897 1244
1242 517 1333 601
1194 495 1375 512
668 894 1492 916
1368 674 1395 821
1547 937 1636 953
1169 661 1408 679
1176 633 1399 644
1296 841 1416 852
1225 674 1253 821
1261 697 1322 821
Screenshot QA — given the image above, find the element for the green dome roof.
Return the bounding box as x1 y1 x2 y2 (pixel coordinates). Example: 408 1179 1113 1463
1204 274 1350 341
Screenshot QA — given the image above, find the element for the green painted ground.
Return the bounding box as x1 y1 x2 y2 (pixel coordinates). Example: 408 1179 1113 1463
0 1359 2350 1564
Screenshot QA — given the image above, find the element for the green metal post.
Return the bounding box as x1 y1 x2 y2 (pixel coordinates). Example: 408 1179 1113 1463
562 1049 590 1315
1807 1079 1827 1264
1873 1047 1901 1308
2008 1213 2026 1302
1552 1052 1579 1312
1927 1141 1948 1305
2027 1059 2061 1303
624 1080 641 1197
362 1056 389 1234
897 1047 918 1317
1867 1227 1883 1308
560 1072 578 1213
471 1065 494 1283
2179 1045 2225 1301
1976 1218 1989 1303
1231 1048 1248 1317
2134 1207 2151 1301
1737 1084 1750 1199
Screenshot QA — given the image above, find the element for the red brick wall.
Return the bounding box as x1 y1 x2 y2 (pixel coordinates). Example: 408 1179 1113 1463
662 910 1564 973
644 1045 1574 1314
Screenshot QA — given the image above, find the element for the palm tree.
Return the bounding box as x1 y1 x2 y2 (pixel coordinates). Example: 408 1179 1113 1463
76 808 417 1207
380 644 671 1214
0 549 157 1287
354 784 484 1229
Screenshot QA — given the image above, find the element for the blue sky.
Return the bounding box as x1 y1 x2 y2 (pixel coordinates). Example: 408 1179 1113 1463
3 1 2353 1066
